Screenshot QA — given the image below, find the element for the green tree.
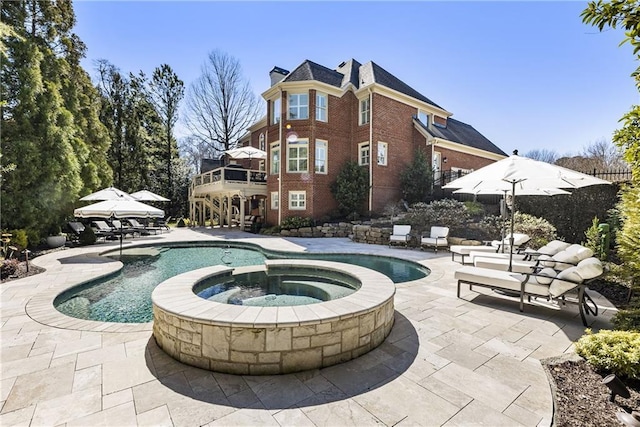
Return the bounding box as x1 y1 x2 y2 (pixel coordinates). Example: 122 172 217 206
399 149 433 204
331 161 369 219
583 0 640 310
0 0 107 235
148 64 184 213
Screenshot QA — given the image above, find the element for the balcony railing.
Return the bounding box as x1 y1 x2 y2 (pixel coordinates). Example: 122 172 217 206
191 167 267 196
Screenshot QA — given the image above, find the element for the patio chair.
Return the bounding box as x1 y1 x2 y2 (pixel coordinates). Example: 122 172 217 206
466 240 574 268
455 256 603 326
389 225 411 248
421 226 449 252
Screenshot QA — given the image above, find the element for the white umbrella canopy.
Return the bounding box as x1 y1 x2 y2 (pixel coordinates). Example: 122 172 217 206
444 155 611 270
130 190 170 202
225 146 267 160
79 186 135 201
453 187 571 196
74 200 164 219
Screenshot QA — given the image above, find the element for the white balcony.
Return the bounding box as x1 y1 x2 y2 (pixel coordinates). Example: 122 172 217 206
190 167 268 198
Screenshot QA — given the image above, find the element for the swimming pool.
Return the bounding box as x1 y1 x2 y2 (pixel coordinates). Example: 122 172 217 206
54 242 429 323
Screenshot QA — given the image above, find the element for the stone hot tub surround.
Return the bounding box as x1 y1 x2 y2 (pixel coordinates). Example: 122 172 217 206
152 259 395 375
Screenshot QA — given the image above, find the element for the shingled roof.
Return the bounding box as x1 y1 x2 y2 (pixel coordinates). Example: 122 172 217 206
415 117 507 157
283 60 344 88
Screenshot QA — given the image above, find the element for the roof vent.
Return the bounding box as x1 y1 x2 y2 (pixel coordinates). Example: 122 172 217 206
338 61 346 68
269 67 290 86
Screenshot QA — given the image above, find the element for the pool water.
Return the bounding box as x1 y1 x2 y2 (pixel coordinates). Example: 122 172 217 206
54 243 429 323
194 270 359 306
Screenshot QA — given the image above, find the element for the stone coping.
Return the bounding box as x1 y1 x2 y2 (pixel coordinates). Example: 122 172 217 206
151 259 396 328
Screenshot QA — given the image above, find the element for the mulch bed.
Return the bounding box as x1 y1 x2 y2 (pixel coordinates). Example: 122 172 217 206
545 278 639 427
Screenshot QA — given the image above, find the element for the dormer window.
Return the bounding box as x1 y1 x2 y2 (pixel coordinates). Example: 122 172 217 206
418 111 429 127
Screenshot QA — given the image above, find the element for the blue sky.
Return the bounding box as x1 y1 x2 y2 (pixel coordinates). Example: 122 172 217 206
73 1 637 157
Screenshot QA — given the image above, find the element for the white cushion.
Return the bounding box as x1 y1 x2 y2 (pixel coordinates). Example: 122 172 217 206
557 267 582 283
536 268 557 285
537 254 556 268
430 226 449 239
552 251 580 270
537 240 571 256
549 279 579 297
576 257 603 280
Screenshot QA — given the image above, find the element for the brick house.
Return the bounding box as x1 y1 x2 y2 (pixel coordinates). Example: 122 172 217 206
189 59 507 228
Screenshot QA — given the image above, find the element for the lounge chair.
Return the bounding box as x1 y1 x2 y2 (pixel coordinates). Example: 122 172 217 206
421 226 449 252
155 217 171 231
111 220 138 238
66 221 86 243
455 256 603 326
450 233 531 264
128 218 162 235
468 239 571 265
389 225 411 247
473 244 594 273
90 221 116 241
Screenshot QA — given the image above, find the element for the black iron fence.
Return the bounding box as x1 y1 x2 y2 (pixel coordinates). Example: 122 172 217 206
579 168 632 183
435 168 632 187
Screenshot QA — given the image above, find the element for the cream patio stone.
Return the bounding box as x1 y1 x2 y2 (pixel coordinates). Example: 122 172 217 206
0 227 616 426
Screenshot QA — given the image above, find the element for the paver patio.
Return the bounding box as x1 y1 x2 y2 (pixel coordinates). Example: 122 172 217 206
0 227 616 426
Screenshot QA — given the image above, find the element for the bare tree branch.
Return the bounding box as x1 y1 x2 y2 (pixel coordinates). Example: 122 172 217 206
183 50 262 157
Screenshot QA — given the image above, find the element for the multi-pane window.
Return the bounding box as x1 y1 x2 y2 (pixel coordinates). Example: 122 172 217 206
270 142 280 175
288 93 309 120
315 140 327 174
287 139 308 172
289 191 306 210
270 192 279 210
358 142 370 166
377 142 388 166
272 98 281 124
360 98 370 125
316 93 327 122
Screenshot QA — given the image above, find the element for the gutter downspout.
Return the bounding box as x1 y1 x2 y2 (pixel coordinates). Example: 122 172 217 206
368 88 373 213
278 88 283 226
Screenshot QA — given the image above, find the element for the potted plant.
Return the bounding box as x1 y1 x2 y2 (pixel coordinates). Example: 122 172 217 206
45 224 66 248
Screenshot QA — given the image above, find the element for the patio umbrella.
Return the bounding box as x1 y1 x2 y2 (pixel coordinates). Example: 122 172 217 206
79 186 134 201
130 190 170 202
224 146 267 160
74 200 164 255
444 155 611 270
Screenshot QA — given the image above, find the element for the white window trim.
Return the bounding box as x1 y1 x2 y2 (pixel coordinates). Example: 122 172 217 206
259 133 265 151
316 92 328 122
287 138 309 173
359 98 370 125
271 98 281 125
270 141 280 175
288 92 309 120
377 141 388 166
288 191 306 210
315 139 328 174
358 142 370 166
270 192 279 210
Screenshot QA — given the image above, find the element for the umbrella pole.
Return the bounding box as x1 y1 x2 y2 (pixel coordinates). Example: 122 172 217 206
119 220 123 257
509 181 516 272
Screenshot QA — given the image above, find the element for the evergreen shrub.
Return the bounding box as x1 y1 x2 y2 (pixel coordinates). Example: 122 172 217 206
280 216 313 230
575 329 640 379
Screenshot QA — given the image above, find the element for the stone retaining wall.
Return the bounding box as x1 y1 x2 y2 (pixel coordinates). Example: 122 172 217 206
152 260 396 375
